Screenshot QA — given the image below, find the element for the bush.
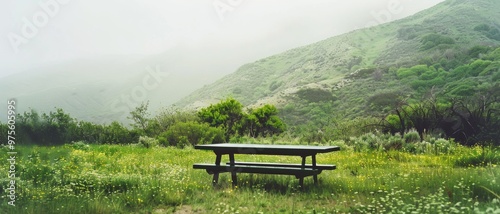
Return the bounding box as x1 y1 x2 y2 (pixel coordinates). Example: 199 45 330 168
71 141 90 151
100 122 136 144
420 33 455 50
348 136 370 152
432 138 456 154
295 88 334 102
403 130 420 143
329 140 354 152
396 64 430 79
383 134 404 151
137 136 159 148
454 146 500 167
157 122 225 148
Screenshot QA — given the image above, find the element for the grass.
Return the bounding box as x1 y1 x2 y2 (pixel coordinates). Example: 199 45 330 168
1 143 499 213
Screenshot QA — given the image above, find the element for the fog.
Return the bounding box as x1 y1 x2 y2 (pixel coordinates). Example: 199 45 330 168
0 0 447 123
2 0 444 78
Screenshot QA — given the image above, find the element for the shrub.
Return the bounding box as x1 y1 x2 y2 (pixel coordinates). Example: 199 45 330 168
383 134 404 151
137 136 159 148
100 122 136 144
420 33 455 50
454 146 500 167
367 91 401 110
348 136 370 152
157 122 225 148
329 140 353 152
432 138 456 154
403 130 420 143
468 59 492 76
71 141 90 151
396 64 430 79
295 88 334 102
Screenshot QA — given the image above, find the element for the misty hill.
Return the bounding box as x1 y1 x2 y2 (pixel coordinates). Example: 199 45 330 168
0 44 246 124
0 54 195 124
177 0 500 113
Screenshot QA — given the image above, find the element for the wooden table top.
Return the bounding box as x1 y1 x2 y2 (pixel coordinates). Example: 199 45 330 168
194 143 340 156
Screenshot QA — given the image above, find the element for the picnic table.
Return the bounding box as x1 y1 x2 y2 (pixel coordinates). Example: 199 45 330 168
193 143 340 187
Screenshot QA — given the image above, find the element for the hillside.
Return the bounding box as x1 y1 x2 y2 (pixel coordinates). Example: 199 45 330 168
177 0 500 114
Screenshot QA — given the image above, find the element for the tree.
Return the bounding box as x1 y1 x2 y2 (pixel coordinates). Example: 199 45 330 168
128 101 156 136
242 105 286 137
154 107 198 133
101 121 135 144
441 85 500 146
16 108 77 145
382 98 447 142
198 99 286 140
198 98 244 140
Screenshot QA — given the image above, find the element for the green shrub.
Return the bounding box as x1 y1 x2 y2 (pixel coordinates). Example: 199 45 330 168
157 121 225 148
420 33 455 50
404 130 420 143
383 134 404 151
137 136 159 148
474 24 491 32
492 70 500 82
468 59 492 76
269 81 283 91
295 88 334 102
396 64 430 79
348 136 370 152
454 147 500 167
432 138 456 154
367 91 401 110
329 140 353 152
71 141 90 151
448 84 476 97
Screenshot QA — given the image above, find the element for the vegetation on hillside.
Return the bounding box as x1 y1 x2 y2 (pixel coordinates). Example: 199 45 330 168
281 45 500 146
177 0 500 109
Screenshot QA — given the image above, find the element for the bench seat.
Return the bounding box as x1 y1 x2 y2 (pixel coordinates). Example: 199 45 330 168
193 163 320 178
226 162 336 171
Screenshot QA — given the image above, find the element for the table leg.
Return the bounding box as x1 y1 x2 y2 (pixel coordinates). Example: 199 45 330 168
299 156 306 187
212 154 222 186
312 155 318 184
229 153 237 187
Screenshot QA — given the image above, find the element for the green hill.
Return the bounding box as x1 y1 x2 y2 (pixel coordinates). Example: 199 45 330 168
177 0 500 128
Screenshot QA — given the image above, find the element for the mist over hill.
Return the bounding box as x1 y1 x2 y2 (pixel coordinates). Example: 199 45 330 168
177 0 500 113
4 0 495 126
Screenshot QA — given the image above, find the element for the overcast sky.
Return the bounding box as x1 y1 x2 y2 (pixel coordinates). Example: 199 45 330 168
0 0 445 79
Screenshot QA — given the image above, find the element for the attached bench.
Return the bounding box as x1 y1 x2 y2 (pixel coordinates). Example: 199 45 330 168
193 144 340 187
193 163 322 179
226 162 336 172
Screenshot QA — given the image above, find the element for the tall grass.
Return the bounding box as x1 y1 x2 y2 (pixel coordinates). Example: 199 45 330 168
0 143 499 213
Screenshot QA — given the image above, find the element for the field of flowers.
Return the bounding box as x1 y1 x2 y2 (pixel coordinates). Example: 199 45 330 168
1 142 499 213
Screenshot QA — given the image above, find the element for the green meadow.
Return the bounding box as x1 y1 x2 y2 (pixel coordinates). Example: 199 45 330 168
1 141 499 213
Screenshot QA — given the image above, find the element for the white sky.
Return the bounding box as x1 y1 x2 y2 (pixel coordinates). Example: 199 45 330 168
0 0 445 78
